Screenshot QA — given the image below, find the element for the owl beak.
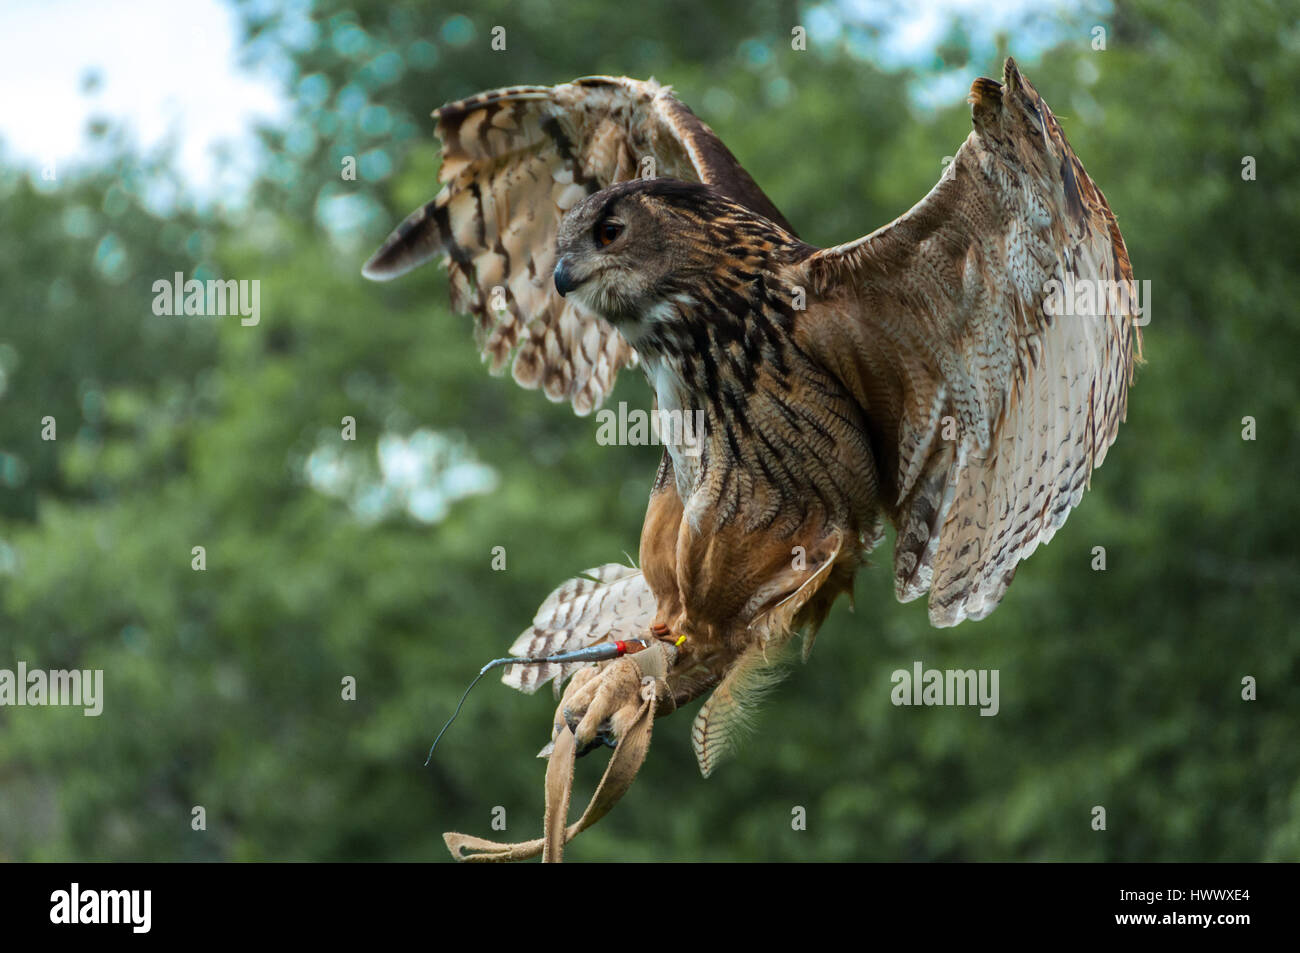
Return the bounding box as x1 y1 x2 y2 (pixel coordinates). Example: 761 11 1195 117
553 258 578 298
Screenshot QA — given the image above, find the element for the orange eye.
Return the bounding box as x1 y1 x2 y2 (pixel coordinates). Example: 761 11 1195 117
597 220 623 246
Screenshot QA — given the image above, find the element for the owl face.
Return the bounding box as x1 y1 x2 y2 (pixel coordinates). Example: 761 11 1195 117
552 180 715 338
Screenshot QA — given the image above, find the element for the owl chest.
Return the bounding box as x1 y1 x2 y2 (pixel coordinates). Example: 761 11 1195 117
639 355 883 641
646 357 704 493
687 370 882 533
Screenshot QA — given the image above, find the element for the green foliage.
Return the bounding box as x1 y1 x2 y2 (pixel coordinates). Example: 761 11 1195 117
0 0 1296 861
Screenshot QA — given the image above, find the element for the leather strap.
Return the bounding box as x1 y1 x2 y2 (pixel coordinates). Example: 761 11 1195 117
443 643 673 863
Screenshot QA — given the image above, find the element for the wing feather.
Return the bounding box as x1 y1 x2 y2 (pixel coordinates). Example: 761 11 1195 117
502 563 657 694
796 59 1141 627
364 77 792 415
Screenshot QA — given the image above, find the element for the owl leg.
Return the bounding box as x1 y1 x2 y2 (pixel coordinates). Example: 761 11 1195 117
553 642 677 757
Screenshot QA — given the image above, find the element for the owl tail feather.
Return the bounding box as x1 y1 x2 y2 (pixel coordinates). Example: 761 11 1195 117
691 642 791 778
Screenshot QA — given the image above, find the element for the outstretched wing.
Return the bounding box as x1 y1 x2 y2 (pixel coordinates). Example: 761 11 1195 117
364 76 793 415
795 58 1141 627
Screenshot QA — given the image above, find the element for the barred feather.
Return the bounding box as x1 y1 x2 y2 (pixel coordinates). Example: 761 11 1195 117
363 77 791 415
799 58 1140 626
691 643 789 778
502 563 657 694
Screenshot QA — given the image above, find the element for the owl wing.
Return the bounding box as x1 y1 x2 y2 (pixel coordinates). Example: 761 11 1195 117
794 59 1142 627
363 76 793 415
502 562 658 694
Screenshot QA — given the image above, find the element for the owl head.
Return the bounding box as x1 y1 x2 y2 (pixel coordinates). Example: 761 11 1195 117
552 179 752 341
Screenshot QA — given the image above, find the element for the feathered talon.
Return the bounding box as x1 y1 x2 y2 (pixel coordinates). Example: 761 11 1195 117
550 641 677 757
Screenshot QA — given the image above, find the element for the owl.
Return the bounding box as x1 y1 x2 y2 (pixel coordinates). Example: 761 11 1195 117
364 59 1141 860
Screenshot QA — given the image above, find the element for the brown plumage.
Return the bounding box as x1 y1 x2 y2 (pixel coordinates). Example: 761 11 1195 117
365 60 1141 783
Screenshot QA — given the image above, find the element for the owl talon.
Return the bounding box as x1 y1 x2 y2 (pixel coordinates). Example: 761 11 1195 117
553 654 649 755
575 731 617 758
562 703 618 757
545 641 678 762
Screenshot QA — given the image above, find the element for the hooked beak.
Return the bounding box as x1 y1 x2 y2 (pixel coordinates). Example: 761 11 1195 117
553 258 578 298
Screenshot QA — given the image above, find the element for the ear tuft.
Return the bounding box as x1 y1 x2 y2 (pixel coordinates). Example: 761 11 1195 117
1003 56 1023 89
969 77 1004 133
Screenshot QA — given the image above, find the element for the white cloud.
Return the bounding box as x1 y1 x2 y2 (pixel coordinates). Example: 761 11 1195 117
0 0 287 196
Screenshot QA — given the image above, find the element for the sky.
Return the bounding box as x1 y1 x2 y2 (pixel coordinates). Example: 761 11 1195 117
0 0 288 193
0 0 1093 197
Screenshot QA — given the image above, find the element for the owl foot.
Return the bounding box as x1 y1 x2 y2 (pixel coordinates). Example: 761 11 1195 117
551 642 677 758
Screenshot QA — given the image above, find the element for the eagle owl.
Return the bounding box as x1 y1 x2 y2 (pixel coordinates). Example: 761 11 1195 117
364 59 1140 839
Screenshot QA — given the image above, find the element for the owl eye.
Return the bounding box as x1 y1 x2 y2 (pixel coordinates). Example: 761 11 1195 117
596 220 624 246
